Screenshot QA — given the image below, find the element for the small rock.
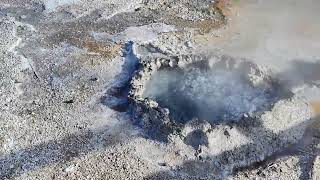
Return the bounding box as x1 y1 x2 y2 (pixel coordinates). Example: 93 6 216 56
63 99 74 104
185 41 193 48
89 77 98 81
149 100 158 108
224 130 230 137
64 165 75 173
169 60 177 67
158 162 167 166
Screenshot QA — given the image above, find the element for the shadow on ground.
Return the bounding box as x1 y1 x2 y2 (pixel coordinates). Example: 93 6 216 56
0 42 139 179
0 127 127 179
100 41 139 112
1 43 320 179
145 115 320 180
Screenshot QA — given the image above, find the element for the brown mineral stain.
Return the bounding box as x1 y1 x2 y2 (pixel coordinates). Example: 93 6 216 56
215 0 233 17
83 41 123 59
310 101 320 129
194 0 240 43
311 101 320 114
48 31 122 59
164 1 227 34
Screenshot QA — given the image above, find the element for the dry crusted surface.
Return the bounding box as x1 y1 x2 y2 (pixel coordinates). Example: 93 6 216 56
0 0 319 179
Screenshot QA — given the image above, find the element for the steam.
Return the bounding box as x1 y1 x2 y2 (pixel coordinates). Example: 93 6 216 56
276 60 320 102
143 64 278 124
199 0 320 103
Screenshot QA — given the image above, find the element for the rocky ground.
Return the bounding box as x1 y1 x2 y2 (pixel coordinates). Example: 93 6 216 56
0 0 319 179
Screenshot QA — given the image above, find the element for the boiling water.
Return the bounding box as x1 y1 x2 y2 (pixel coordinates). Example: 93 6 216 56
143 65 277 123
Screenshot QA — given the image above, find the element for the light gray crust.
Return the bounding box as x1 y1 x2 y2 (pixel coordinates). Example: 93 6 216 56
129 54 313 178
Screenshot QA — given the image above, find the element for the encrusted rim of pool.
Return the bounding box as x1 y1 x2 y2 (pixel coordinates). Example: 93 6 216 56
129 54 311 149
130 54 286 125
127 53 312 173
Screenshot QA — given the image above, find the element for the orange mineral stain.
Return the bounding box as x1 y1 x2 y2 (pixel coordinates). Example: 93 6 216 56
310 101 320 129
